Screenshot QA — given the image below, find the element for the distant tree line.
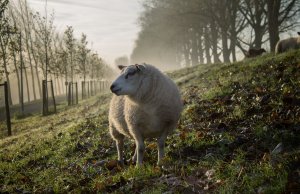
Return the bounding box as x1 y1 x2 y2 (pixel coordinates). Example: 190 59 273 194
131 0 300 69
0 0 113 105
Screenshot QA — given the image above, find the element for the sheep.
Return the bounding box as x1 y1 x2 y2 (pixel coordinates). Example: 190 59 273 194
108 63 183 166
245 48 266 58
275 32 300 54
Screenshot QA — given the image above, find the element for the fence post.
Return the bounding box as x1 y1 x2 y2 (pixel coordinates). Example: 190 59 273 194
75 82 78 104
71 82 74 105
93 80 95 94
81 81 85 100
95 81 97 94
42 80 45 115
4 82 12 136
42 80 48 116
65 81 68 102
87 81 90 98
90 80 93 96
50 80 56 113
68 82 71 106
95 81 98 94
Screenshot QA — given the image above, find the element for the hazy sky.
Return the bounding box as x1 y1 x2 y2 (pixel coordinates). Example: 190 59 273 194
27 0 142 65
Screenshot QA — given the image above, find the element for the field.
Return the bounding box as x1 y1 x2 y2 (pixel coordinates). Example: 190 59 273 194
1 50 300 193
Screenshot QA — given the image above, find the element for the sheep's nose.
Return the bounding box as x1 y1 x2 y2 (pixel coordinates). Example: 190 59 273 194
110 84 116 91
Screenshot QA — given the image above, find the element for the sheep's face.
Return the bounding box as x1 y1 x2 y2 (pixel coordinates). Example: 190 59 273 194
110 64 144 96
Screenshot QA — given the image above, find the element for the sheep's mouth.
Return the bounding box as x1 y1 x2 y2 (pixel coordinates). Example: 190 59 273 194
112 88 122 94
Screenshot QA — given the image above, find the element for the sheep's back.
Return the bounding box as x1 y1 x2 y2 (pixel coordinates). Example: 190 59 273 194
277 37 300 53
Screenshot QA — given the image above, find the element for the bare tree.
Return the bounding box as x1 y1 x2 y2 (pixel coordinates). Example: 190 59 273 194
239 0 268 49
64 26 75 83
78 33 90 83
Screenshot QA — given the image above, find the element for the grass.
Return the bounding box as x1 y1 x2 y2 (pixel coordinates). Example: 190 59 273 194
1 50 300 193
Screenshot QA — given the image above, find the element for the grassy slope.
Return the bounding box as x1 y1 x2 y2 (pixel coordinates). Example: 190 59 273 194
1 50 300 193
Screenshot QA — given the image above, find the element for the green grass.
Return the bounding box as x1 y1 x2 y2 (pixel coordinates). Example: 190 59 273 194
1 50 300 193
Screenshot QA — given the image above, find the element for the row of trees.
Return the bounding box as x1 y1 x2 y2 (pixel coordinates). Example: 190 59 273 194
0 0 114 105
131 0 300 69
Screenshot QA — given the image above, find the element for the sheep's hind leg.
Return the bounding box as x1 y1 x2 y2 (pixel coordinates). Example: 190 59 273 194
134 135 145 166
157 132 168 166
116 138 124 165
110 124 125 165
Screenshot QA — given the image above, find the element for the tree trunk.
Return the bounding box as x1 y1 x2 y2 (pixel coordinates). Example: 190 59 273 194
11 43 21 105
61 77 65 95
267 0 280 52
253 26 264 48
0 39 12 105
23 65 31 102
231 40 237 62
197 31 204 64
210 22 220 63
19 0 36 100
253 0 265 48
25 0 42 99
65 69 68 100
183 43 190 67
229 0 238 62
56 74 61 95
204 27 211 64
25 34 37 100
191 30 199 66
221 29 231 63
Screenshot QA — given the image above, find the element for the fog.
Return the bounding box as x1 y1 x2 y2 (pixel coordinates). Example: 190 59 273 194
26 0 141 65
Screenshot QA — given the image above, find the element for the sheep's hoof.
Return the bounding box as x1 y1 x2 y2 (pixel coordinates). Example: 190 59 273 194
157 158 170 168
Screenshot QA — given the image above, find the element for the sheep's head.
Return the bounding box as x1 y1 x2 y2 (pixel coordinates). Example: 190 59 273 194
110 64 146 96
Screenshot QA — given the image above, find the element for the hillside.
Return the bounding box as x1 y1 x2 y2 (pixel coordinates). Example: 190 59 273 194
1 50 300 193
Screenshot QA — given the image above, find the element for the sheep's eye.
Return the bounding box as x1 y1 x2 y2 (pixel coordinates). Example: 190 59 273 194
125 71 136 79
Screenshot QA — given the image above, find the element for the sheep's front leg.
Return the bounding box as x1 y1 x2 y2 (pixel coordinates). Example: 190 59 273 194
135 136 145 166
116 139 124 164
157 133 167 165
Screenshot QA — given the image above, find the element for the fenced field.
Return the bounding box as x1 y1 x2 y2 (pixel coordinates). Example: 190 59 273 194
0 80 110 138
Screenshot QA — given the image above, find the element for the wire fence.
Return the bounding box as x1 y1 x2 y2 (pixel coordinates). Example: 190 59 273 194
81 80 109 100
0 79 110 138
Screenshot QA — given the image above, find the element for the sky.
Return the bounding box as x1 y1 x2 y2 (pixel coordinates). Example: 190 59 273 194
26 0 142 65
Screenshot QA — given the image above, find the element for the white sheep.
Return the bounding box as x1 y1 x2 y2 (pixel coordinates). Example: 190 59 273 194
275 32 300 54
108 63 182 166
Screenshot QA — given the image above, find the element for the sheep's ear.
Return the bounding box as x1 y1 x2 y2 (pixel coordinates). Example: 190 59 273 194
118 65 127 70
135 64 146 72
298 32 300 36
